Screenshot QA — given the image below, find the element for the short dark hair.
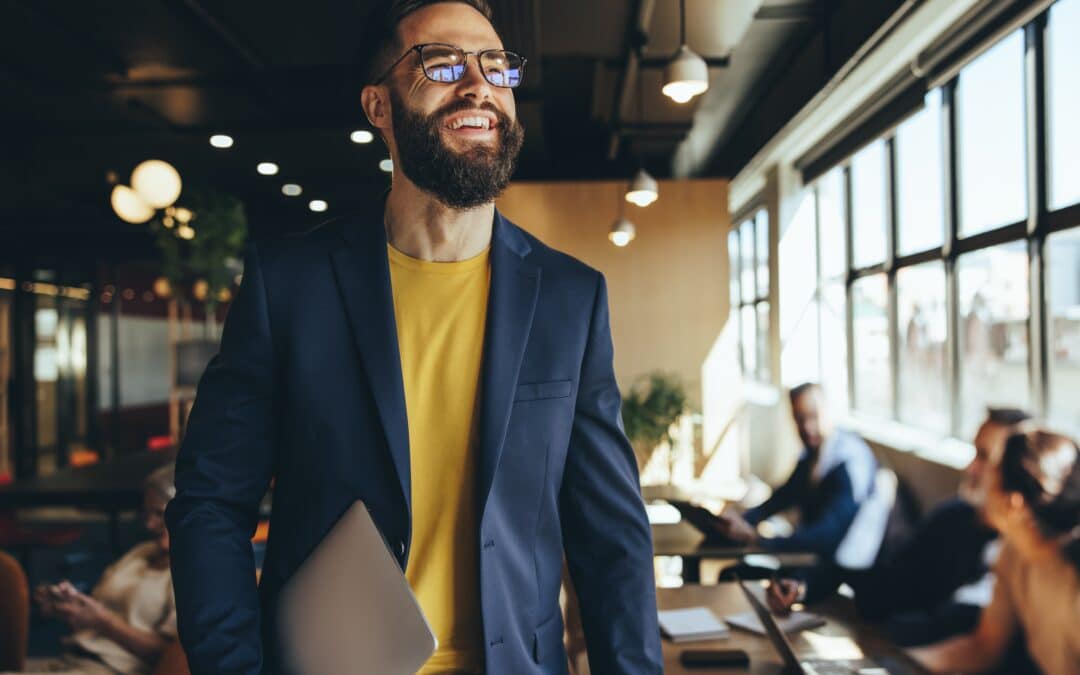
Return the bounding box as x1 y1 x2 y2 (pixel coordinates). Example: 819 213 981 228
788 382 822 405
986 407 1032 427
357 0 496 85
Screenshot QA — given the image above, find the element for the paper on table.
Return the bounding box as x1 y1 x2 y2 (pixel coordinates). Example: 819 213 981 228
658 607 730 643
724 609 826 636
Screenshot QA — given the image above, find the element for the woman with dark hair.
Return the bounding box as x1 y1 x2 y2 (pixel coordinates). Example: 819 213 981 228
911 429 1080 674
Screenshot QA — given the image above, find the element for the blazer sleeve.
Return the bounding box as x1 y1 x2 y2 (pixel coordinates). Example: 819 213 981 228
558 272 663 674
164 241 276 675
759 465 859 555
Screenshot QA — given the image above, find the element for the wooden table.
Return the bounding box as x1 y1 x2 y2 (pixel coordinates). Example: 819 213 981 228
652 521 818 583
658 583 912 674
0 450 178 552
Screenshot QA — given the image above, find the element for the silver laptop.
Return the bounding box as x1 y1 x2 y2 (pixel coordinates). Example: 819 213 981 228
278 501 437 675
735 579 921 675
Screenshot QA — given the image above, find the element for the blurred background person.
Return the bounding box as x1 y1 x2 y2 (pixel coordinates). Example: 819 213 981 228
3 465 178 675
910 429 1080 674
715 383 880 559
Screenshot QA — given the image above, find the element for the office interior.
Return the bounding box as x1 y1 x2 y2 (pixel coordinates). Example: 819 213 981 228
0 0 1078 673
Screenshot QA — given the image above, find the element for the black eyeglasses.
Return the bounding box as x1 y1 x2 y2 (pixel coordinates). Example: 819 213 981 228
374 42 527 89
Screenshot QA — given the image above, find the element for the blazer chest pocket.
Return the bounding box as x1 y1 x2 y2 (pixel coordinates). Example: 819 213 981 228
514 379 573 402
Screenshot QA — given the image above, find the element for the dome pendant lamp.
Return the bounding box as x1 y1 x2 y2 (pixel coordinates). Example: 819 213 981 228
662 0 709 103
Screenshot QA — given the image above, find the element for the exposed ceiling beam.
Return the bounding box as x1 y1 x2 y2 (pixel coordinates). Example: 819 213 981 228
607 0 656 161
754 3 820 22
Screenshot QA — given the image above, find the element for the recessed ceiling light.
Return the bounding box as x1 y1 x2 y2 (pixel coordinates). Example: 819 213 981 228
257 162 279 175
281 183 302 197
210 134 234 148
350 130 374 144
379 158 393 173
309 199 328 212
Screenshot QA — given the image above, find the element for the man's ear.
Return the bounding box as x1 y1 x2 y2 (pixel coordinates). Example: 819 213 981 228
361 85 391 132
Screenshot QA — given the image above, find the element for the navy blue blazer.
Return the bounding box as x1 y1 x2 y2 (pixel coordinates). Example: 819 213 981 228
164 208 663 674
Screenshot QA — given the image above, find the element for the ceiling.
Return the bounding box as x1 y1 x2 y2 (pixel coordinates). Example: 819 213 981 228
0 0 901 256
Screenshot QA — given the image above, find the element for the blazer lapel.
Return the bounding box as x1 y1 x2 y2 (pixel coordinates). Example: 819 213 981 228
329 212 412 515
477 210 541 520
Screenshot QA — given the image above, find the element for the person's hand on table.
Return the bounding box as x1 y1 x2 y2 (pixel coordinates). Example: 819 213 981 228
51 581 111 632
713 511 758 544
32 583 61 618
766 578 802 617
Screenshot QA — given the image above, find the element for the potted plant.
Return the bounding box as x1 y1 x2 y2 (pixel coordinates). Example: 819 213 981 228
621 372 689 477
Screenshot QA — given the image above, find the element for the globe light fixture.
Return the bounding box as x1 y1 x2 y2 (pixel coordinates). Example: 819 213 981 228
282 183 303 197
131 159 182 208
110 185 155 224
209 134 234 148
625 169 659 207
380 158 394 173
350 130 374 144
309 199 328 212
257 162 279 176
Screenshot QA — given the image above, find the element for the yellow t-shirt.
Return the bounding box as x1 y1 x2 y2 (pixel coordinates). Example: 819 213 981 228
388 243 490 674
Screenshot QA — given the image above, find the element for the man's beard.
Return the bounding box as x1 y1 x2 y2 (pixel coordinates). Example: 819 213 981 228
389 87 524 210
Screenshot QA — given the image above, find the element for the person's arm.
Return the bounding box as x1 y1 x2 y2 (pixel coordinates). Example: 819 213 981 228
164 242 277 675
908 547 1017 672
50 584 170 664
743 461 806 525
559 273 663 674
758 466 858 555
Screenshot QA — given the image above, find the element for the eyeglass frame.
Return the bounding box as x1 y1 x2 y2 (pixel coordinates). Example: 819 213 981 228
372 42 527 88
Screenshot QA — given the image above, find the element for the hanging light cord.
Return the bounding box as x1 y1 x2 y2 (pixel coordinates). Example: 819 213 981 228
679 0 687 46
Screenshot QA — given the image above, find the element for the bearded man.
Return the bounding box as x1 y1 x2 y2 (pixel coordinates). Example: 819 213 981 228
164 1 663 673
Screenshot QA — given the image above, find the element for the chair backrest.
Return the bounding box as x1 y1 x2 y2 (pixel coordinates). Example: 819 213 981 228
0 549 29 672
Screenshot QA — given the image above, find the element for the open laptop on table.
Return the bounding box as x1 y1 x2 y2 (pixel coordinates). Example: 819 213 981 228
736 578 924 675
278 501 437 675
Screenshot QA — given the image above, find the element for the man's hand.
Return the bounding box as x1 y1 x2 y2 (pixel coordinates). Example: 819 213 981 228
713 511 758 544
51 582 111 632
766 579 802 617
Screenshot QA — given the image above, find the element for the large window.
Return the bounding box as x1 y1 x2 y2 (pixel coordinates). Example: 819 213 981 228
897 262 948 433
956 30 1027 236
1048 0 1080 210
730 209 771 382
851 275 890 418
957 243 1030 438
1046 228 1080 437
851 141 888 268
896 90 945 255
788 3 1079 445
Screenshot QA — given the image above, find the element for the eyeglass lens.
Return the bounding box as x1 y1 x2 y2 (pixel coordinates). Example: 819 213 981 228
421 44 524 88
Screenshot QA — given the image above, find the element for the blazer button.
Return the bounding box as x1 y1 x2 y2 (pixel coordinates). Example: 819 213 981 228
398 541 406 556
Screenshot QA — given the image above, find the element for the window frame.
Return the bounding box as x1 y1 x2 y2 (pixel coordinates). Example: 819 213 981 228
730 206 772 383
805 6 1080 439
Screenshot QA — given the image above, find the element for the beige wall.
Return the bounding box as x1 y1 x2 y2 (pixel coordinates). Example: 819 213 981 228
497 179 730 410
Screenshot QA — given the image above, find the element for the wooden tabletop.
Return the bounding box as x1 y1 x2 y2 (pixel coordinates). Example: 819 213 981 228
0 449 177 510
658 583 909 674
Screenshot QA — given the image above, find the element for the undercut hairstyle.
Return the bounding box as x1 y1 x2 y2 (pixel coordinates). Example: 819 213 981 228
356 0 497 86
986 407 1033 427
788 382 823 406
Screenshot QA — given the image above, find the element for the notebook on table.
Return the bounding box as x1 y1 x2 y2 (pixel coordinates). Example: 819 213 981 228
658 607 730 643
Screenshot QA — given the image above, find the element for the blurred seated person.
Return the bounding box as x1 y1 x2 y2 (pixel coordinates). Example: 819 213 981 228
850 408 1031 642
910 429 1080 674
3 465 178 675
715 383 879 559
769 407 1032 646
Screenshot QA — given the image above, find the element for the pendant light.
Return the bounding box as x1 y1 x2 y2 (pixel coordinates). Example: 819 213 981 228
609 185 637 247
626 168 659 207
662 0 708 104
609 217 637 247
